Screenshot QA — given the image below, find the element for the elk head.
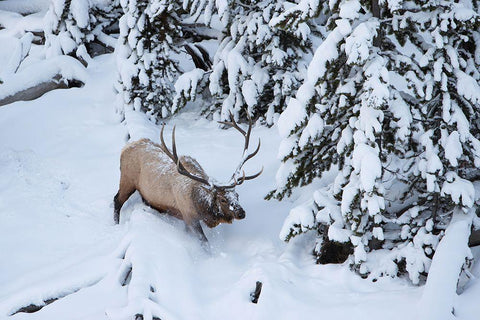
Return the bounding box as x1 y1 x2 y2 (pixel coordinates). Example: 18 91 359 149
159 111 262 226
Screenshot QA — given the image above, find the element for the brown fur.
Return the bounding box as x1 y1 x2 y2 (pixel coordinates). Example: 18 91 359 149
114 138 245 241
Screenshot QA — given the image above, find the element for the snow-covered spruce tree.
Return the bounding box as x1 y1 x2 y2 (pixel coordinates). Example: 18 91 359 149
116 0 182 120
176 0 314 125
44 0 121 63
270 0 480 283
216 2 314 124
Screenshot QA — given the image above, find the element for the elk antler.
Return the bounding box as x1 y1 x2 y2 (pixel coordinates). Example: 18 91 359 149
160 125 211 186
216 111 263 189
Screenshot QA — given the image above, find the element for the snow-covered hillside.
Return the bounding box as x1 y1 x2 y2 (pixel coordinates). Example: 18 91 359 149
0 55 479 320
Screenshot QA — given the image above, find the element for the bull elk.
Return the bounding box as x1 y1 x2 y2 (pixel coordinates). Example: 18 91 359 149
113 112 262 242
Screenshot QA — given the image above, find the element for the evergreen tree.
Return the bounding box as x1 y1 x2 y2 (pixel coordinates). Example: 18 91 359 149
116 0 182 120
271 0 480 283
44 0 121 64
210 0 314 124
175 0 315 124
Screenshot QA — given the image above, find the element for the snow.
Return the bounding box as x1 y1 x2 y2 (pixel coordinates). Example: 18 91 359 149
277 97 306 138
351 142 381 193
390 93 412 142
0 33 32 78
279 201 315 240
442 131 462 167
418 130 444 192
0 10 45 36
441 172 475 208
172 68 205 113
417 209 474 320
345 21 378 64
298 113 324 148
456 69 480 105
340 176 360 215
241 79 258 108
328 223 352 243
70 0 91 29
453 6 476 21
0 55 88 102
1 53 480 319
0 0 49 15
338 0 361 20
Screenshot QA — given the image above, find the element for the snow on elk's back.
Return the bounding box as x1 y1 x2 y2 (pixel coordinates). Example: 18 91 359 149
124 139 176 177
0 53 478 320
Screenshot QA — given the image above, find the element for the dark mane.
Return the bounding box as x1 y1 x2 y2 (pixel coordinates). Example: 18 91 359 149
192 186 215 217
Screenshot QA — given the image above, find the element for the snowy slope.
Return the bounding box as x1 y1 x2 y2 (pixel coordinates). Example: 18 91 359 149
0 54 479 320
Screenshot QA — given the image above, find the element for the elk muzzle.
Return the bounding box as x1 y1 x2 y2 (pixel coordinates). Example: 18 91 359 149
235 207 246 219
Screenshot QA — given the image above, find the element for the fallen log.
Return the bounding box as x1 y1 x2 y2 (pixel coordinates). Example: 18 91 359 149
0 55 87 107
0 74 82 106
11 298 58 315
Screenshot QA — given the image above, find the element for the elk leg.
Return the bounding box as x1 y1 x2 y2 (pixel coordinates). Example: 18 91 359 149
113 186 136 224
187 220 208 242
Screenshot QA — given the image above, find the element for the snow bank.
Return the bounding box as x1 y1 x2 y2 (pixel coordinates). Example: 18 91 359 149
106 209 206 320
0 255 114 317
417 209 474 320
0 55 87 105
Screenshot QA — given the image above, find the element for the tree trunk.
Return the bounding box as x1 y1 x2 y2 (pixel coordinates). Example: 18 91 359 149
468 228 480 247
371 0 382 48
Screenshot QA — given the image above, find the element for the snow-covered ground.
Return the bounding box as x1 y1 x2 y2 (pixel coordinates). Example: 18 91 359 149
0 54 479 320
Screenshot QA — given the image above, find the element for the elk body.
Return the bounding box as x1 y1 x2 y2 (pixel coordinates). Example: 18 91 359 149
113 113 262 241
